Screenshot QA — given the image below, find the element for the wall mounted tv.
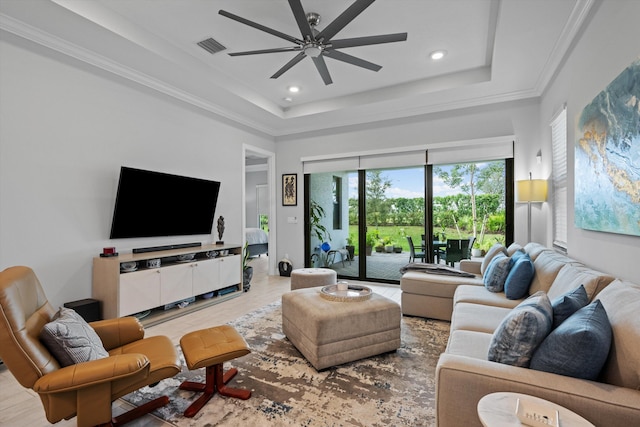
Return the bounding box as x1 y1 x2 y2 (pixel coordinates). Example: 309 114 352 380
109 167 221 239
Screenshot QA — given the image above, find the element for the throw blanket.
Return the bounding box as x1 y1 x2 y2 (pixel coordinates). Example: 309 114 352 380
399 262 476 277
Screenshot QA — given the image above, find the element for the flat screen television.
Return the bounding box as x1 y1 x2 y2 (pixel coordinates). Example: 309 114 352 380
109 167 221 239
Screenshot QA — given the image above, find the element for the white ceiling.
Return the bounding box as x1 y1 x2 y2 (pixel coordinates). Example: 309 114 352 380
0 0 592 138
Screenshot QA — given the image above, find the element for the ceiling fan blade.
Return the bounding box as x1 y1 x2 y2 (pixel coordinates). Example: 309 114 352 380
316 0 376 41
271 52 306 79
288 0 314 40
219 10 302 45
330 33 408 49
324 50 381 72
229 47 301 56
312 56 333 85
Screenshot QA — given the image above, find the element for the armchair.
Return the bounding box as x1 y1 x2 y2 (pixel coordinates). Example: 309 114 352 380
0 266 181 427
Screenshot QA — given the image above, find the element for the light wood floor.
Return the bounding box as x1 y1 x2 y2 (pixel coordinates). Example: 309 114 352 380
0 257 401 427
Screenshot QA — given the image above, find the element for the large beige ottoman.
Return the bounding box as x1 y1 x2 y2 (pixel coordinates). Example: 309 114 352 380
290 268 337 290
282 287 401 370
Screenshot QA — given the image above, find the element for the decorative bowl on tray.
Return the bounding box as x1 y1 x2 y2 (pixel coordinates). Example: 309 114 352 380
320 283 372 302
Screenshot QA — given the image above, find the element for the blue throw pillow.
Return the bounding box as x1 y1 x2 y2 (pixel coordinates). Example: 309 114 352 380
504 253 535 300
488 291 553 367
483 253 511 292
530 300 612 380
551 284 588 329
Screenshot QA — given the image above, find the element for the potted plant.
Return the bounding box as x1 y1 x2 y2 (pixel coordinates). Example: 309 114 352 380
242 241 252 292
309 199 331 243
471 240 483 257
365 232 375 256
383 236 394 253
345 233 355 261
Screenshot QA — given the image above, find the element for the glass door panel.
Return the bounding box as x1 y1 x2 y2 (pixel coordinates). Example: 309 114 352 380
364 167 425 282
432 161 506 266
308 171 356 276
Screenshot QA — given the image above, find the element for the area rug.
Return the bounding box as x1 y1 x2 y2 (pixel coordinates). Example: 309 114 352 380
121 302 450 426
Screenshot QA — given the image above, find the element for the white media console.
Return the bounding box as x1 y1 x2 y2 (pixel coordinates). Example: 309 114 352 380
92 243 242 319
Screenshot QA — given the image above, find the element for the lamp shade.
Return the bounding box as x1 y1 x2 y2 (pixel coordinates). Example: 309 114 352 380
516 179 548 202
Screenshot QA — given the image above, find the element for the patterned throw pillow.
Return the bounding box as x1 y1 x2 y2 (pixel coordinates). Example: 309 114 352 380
483 253 511 292
504 253 535 300
481 244 508 275
550 284 588 329
488 291 553 367
40 307 109 367
530 300 612 380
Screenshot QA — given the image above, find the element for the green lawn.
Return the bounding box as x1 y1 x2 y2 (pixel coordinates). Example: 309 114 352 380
348 225 504 255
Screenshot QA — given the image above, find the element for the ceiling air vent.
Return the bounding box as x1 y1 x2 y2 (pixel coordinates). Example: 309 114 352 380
197 37 226 55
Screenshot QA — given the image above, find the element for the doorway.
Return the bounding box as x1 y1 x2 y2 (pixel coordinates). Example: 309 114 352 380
243 145 276 276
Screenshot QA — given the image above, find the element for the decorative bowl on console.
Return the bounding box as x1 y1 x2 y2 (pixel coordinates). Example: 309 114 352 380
177 253 196 262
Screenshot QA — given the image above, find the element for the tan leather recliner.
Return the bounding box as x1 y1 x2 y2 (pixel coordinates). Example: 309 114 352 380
0 266 181 426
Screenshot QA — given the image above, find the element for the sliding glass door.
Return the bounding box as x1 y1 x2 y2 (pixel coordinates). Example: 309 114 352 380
304 154 513 284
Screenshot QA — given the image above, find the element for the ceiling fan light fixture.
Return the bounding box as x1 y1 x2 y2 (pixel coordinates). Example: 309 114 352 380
304 43 323 58
430 50 447 60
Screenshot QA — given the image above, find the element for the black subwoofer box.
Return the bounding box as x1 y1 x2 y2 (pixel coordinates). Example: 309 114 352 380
64 298 102 322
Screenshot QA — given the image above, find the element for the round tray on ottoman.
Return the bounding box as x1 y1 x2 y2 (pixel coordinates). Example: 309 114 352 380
320 284 372 302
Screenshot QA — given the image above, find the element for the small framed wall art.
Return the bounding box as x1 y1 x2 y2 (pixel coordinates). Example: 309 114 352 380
282 173 297 206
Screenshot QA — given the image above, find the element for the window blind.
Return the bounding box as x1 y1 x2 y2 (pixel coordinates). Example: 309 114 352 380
550 107 568 250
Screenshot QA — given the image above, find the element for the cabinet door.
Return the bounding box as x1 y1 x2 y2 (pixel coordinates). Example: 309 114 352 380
119 269 161 316
160 263 194 305
219 255 241 288
192 258 221 295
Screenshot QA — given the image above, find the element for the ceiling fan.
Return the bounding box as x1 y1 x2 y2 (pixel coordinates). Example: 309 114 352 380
219 0 407 85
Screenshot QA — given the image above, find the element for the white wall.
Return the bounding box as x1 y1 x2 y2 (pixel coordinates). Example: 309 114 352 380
538 0 640 283
0 34 275 308
245 171 267 228
275 99 541 270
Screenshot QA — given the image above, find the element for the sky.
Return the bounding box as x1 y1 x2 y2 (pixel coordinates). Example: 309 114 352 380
348 166 458 199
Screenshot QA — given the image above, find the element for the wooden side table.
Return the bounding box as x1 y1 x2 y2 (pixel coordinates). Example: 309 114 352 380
477 392 595 427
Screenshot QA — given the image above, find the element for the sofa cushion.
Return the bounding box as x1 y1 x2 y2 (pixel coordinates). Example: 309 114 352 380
488 291 552 367
454 285 524 309
547 265 615 302
551 284 588 329
530 300 612 380
483 253 511 292
506 242 523 256
481 244 508 275
523 242 550 261
400 271 482 298
450 303 512 334
446 329 493 360
504 253 535 300
40 307 109 367
529 251 580 295
596 279 640 389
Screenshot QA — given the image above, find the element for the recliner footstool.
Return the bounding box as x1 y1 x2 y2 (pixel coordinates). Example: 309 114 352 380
179 325 251 417
282 287 401 370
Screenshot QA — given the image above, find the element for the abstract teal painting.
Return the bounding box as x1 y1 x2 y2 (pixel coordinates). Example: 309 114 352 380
575 58 640 236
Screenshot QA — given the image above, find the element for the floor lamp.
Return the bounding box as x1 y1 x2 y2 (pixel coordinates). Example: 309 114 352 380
516 173 548 242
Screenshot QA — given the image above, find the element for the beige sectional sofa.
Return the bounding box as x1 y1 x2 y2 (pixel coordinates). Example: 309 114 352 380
401 243 640 426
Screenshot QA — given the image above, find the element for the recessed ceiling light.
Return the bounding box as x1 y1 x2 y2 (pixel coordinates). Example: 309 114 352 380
288 86 300 93
283 97 293 102
430 50 447 60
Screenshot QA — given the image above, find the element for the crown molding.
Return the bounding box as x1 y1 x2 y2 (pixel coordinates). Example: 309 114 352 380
534 0 596 94
0 13 278 137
